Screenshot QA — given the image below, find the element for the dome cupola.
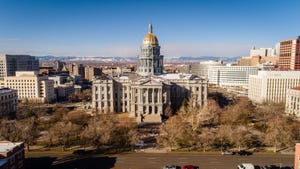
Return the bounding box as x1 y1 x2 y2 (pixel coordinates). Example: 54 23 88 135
142 24 159 45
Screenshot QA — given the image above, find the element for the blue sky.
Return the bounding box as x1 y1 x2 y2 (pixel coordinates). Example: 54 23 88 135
0 0 299 57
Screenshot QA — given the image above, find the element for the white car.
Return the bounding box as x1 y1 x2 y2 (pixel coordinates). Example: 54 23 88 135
163 165 179 169
237 163 255 169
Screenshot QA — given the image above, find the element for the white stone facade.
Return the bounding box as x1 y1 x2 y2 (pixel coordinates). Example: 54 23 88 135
92 24 208 123
207 66 259 86
92 74 207 123
2 71 55 103
285 87 300 118
248 71 300 103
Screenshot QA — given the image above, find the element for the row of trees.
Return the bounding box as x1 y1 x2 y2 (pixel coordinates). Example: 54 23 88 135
0 104 138 151
158 97 300 152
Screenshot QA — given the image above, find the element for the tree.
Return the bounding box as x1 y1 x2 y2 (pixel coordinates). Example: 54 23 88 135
198 99 221 127
198 127 215 152
264 115 294 152
81 115 116 149
216 124 234 151
158 115 195 150
220 98 254 125
0 120 23 142
20 117 39 151
232 125 252 151
63 110 89 127
50 121 81 149
164 105 173 118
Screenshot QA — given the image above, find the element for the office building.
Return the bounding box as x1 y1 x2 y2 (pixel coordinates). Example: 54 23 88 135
191 60 224 78
250 47 276 57
92 24 208 123
0 55 39 79
248 71 300 103
0 88 17 118
285 87 300 118
237 56 279 67
3 71 55 103
84 66 102 81
278 36 300 70
207 65 259 86
0 141 24 169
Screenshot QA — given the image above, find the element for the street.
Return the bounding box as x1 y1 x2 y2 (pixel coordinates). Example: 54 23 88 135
26 152 294 169
111 153 293 169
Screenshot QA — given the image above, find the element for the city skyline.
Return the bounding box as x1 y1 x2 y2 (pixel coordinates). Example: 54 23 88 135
0 0 300 57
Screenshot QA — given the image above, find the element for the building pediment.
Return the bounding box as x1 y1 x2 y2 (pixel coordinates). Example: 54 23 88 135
133 78 163 86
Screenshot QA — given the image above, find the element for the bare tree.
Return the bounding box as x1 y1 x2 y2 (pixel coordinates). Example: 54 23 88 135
20 117 39 151
81 115 116 149
0 119 23 142
198 127 215 152
198 99 221 127
264 115 294 152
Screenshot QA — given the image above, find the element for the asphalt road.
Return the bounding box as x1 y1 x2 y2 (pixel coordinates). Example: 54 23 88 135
111 153 293 169
26 152 294 169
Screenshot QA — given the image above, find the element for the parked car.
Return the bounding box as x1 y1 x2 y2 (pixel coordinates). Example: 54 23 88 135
182 165 199 169
72 149 86 155
221 150 233 155
236 150 253 156
163 165 181 169
237 163 255 169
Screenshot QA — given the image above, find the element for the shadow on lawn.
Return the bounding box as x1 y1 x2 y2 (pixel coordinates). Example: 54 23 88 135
25 156 116 169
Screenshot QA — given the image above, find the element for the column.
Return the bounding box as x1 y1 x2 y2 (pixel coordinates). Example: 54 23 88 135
152 88 154 104
146 88 149 104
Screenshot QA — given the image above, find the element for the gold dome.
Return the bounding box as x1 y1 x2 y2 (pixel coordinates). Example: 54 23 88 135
143 33 159 45
142 24 159 45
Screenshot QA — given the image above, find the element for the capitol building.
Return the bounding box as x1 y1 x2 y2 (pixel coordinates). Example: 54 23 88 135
92 24 208 122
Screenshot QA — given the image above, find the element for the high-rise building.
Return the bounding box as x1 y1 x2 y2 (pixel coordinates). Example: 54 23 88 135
207 65 259 86
84 66 102 81
2 71 55 103
66 63 85 78
278 36 300 70
250 47 276 57
248 71 300 103
0 55 39 79
92 24 208 123
237 56 279 67
0 88 17 118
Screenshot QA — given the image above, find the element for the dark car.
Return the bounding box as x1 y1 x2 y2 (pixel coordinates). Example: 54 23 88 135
236 150 253 156
182 165 199 169
163 165 181 169
72 149 86 155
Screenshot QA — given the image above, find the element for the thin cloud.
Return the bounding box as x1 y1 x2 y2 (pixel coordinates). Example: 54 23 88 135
162 43 251 57
0 43 251 57
0 38 22 42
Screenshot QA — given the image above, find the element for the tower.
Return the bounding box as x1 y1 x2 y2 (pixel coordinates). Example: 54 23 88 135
137 24 164 76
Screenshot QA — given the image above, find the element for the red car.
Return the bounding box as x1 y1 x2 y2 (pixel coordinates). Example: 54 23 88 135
182 165 199 169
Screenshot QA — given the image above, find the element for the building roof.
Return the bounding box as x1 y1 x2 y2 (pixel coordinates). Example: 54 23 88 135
158 73 194 80
0 141 23 154
0 159 7 167
255 70 300 78
0 88 15 94
292 86 300 90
